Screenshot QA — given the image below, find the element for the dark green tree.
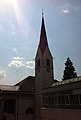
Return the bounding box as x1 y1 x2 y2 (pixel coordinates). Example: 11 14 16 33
62 57 77 80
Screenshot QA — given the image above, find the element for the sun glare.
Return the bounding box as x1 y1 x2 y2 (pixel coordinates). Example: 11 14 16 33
0 0 30 38
0 0 23 24
10 0 27 29
0 0 20 27
10 0 31 37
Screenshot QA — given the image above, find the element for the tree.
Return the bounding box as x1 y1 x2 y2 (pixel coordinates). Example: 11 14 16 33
62 57 77 80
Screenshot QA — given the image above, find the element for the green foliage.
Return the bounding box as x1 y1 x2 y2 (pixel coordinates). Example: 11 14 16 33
62 57 77 80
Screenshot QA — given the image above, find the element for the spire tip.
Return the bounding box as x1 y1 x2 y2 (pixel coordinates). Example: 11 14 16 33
42 9 44 17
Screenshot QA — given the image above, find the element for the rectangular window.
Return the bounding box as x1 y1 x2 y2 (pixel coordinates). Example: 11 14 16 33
51 95 54 105
43 96 45 106
58 95 61 105
74 95 79 105
43 96 49 106
58 95 65 105
49 95 54 106
70 94 74 105
54 95 58 105
65 94 70 105
61 95 65 105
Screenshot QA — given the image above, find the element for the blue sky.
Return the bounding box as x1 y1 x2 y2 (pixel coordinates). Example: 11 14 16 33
0 0 81 85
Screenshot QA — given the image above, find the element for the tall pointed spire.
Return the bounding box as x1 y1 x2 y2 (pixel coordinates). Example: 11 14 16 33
39 13 48 54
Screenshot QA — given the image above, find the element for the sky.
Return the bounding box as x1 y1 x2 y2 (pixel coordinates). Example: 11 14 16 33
0 0 81 85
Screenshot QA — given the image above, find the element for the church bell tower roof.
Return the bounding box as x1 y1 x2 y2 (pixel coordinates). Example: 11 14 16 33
39 13 48 54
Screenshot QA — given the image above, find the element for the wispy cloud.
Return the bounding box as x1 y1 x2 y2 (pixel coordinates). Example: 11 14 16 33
62 3 70 15
62 9 69 14
12 56 24 60
0 69 7 80
62 3 81 15
26 61 35 69
12 48 18 54
8 57 35 69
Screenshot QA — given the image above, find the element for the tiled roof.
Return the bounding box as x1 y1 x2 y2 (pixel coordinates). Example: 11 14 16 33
51 76 81 87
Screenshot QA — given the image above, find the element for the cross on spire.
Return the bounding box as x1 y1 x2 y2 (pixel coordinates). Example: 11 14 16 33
42 9 44 16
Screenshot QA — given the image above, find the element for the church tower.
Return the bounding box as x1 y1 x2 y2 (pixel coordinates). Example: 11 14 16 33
35 14 54 89
35 13 54 120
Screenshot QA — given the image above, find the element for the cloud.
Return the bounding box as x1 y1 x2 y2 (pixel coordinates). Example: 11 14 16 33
8 60 25 68
26 61 35 69
62 3 70 15
62 9 69 14
8 57 35 69
0 70 7 80
8 57 25 68
62 3 81 15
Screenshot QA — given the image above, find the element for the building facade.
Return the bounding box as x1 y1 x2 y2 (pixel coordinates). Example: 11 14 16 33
41 77 81 120
0 14 81 120
0 76 35 120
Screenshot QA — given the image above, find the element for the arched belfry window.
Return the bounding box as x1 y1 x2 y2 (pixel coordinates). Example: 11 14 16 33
47 59 50 66
46 59 50 72
38 59 40 67
37 59 40 72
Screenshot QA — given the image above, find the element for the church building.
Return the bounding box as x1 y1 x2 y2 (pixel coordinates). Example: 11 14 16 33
0 14 81 120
